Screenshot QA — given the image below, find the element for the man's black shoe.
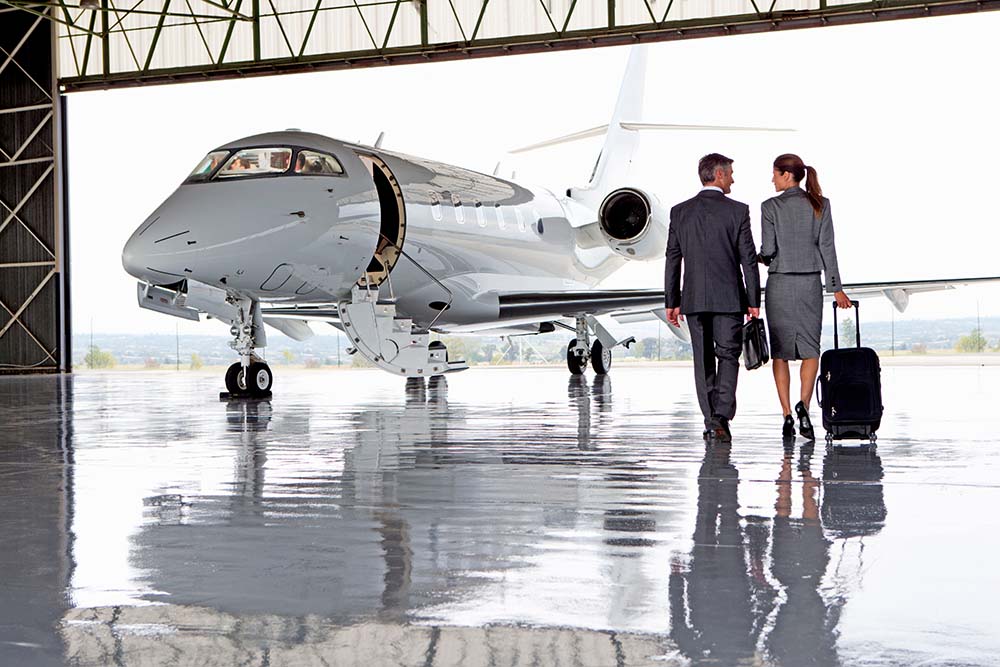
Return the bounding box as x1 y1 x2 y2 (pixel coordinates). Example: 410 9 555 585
712 418 732 443
782 414 796 438
795 401 815 440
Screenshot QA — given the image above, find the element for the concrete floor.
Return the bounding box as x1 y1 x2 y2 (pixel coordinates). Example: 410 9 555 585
0 363 998 666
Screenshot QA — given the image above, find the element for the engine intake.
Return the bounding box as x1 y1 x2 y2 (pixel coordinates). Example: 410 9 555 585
597 187 667 260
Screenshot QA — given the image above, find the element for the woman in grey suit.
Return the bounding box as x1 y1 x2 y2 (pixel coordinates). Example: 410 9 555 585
759 154 851 439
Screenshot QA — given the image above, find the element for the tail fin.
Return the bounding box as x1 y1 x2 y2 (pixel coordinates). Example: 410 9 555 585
569 45 647 211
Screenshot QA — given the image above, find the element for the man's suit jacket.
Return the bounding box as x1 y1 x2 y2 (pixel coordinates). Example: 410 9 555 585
759 186 843 293
664 189 761 314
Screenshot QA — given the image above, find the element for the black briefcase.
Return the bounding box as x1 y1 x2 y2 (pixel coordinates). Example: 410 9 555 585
742 317 770 370
816 301 883 444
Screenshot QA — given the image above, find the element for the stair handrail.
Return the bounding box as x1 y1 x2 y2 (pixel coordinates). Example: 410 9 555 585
375 233 454 331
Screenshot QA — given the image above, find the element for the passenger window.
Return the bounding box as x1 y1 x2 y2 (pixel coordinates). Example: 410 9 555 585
216 147 292 178
294 149 345 176
430 192 443 222
185 150 229 183
451 193 465 224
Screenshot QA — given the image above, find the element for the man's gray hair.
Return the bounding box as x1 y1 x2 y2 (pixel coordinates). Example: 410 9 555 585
698 153 733 185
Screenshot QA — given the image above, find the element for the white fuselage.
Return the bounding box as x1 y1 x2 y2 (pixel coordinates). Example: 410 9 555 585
122 131 626 331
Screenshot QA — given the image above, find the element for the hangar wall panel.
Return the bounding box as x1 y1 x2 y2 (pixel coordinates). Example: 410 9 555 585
1 9 68 373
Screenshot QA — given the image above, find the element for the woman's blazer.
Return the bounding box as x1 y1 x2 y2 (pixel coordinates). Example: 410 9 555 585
759 185 843 293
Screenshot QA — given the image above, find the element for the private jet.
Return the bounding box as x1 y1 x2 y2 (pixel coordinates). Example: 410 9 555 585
121 47 999 397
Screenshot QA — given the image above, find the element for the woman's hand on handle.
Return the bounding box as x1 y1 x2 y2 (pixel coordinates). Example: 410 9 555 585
834 291 852 308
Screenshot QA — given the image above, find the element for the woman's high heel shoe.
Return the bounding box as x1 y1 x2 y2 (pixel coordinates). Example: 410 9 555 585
782 414 796 438
795 401 815 440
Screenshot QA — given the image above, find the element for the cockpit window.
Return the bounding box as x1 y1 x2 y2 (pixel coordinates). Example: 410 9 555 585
216 148 292 178
186 150 229 182
294 150 344 176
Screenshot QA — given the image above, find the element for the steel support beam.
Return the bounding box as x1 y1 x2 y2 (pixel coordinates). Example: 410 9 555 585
0 8 68 373
26 0 1000 93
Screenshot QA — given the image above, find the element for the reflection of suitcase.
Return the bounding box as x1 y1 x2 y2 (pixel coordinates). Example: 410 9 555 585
816 301 883 444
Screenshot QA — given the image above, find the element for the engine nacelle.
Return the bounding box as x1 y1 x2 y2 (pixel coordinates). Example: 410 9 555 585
597 187 667 261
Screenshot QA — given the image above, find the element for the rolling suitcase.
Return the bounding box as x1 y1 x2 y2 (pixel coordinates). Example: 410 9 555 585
816 301 883 444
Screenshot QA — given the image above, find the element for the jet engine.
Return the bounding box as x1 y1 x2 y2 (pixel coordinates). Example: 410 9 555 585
597 187 667 261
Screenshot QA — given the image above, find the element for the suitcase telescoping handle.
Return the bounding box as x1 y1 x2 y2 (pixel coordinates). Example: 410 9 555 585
832 300 861 349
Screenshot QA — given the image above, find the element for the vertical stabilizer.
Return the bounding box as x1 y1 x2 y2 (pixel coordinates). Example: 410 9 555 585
569 45 647 211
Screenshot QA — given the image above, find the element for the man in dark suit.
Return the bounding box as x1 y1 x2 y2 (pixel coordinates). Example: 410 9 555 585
665 153 760 442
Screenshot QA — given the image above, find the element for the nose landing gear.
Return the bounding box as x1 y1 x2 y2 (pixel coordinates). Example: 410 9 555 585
221 297 272 399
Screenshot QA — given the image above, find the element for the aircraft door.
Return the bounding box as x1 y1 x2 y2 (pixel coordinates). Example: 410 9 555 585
356 153 406 287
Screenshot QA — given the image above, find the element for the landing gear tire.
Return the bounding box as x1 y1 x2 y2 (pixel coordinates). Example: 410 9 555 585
225 362 243 394
591 340 612 375
567 339 588 375
224 361 272 398
248 362 273 397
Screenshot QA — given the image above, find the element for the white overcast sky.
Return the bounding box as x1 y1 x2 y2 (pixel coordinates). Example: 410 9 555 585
68 12 1000 335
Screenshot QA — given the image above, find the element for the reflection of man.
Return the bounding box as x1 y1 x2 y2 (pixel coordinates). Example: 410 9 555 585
669 443 774 664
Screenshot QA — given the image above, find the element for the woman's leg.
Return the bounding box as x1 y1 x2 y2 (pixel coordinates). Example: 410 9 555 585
799 357 820 408
772 359 792 416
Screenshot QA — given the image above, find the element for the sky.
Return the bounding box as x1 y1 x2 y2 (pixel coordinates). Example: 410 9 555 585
68 12 1000 336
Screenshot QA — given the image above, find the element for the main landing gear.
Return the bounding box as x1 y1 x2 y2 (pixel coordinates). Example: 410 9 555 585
221 297 272 399
565 315 632 376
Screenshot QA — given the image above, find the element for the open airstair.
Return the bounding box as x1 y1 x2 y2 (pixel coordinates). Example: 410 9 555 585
340 239 468 377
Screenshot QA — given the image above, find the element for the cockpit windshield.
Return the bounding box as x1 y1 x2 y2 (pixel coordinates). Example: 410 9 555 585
216 147 292 178
184 146 346 184
186 150 229 182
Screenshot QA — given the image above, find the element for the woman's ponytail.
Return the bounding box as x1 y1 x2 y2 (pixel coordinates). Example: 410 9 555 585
803 165 823 217
774 153 824 217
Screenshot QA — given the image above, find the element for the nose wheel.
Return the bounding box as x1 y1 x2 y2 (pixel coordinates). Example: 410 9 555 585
224 361 273 399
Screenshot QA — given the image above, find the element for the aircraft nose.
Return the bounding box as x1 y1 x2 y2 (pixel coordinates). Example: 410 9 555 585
122 236 142 278
122 217 178 283
122 233 147 280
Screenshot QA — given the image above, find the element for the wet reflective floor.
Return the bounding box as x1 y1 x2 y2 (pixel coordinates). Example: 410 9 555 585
1 363 998 666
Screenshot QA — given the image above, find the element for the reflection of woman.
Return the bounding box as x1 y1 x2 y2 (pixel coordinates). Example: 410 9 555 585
760 154 852 439
767 444 838 667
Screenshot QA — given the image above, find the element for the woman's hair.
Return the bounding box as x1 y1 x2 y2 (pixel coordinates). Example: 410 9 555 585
774 153 823 216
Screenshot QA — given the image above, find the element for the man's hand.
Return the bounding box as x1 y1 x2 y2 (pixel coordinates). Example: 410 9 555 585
666 307 683 327
834 291 852 309
747 307 760 321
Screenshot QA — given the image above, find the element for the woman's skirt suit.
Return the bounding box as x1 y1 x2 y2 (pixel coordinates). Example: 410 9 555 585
759 186 843 360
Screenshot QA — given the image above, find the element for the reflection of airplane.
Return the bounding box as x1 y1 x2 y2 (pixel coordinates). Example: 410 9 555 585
120 46 1000 397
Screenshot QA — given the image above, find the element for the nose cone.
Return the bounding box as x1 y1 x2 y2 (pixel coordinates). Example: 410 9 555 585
122 215 183 284
122 234 144 279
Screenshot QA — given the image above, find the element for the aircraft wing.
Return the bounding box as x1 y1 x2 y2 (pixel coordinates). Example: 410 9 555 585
258 275 999 339
502 275 1000 321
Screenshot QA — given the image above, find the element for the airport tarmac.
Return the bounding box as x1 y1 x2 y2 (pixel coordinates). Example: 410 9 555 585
0 363 998 666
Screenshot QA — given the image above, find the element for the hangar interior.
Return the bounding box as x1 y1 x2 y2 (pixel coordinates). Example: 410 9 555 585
2 3 1000 667
2 0 999 373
